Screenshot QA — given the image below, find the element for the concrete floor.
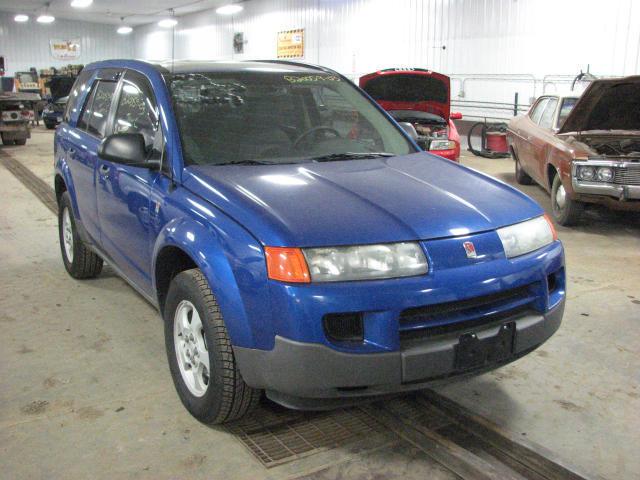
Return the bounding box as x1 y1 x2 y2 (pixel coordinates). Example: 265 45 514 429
1 128 639 479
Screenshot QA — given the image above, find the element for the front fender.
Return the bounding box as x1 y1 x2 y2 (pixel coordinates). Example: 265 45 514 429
151 206 275 350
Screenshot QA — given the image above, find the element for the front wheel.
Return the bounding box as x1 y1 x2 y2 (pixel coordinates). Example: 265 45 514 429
164 269 261 424
551 174 583 226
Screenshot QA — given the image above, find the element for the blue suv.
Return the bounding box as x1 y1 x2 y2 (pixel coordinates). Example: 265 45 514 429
55 60 565 423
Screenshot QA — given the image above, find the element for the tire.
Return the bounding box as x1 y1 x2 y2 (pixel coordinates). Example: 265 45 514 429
45 122 56 130
551 173 583 226
14 138 27 145
512 149 533 185
58 192 104 278
1 133 14 145
164 269 261 424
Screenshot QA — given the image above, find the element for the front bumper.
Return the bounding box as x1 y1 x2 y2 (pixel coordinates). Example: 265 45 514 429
572 160 640 203
235 299 564 408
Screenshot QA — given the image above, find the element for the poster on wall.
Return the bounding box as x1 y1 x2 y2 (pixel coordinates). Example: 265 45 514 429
49 39 81 61
277 29 304 58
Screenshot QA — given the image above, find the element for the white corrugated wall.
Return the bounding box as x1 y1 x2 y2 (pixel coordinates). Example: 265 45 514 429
133 0 640 118
0 11 133 76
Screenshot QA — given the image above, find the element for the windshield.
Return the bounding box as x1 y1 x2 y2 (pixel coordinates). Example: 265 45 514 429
557 97 578 128
167 71 414 166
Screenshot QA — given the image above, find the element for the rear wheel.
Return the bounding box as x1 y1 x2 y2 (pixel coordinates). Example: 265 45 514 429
45 122 56 130
551 173 583 226
513 149 533 185
164 269 261 424
58 192 103 278
1 133 14 145
13 138 27 145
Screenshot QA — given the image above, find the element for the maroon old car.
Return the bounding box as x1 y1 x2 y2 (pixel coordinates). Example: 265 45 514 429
507 77 640 225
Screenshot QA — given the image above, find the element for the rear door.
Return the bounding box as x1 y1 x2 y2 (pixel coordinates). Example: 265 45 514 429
95 69 163 293
62 70 120 242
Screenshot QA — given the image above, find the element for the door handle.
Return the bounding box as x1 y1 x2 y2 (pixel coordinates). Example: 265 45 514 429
99 164 110 176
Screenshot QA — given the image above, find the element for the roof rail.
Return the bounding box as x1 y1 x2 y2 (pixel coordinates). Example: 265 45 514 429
247 59 336 74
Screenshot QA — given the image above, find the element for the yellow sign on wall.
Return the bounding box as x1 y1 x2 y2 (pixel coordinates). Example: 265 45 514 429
277 29 304 59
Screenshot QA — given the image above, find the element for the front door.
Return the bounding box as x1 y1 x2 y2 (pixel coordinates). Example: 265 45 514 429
95 70 162 294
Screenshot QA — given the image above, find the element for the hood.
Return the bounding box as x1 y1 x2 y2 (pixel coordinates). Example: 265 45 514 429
47 76 75 100
359 69 450 121
182 153 542 247
558 76 640 133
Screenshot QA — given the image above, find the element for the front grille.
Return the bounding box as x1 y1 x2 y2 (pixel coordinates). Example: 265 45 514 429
614 164 640 186
399 284 537 342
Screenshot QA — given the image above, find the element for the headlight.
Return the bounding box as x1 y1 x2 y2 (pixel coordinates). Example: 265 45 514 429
577 166 595 181
303 242 428 282
430 139 456 151
497 215 557 258
597 167 613 182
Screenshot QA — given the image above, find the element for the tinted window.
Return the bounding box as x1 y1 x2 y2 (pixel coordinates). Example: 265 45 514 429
538 98 558 129
76 85 97 131
167 72 413 166
87 81 117 138
529 98 549 124
63 69 92 123
113 71 159 149
557 98 578 128
363 74 448 103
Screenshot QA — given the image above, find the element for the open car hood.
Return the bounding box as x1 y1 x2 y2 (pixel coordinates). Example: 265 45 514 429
47 76 75 100
359 69 451 121
558 76 640 134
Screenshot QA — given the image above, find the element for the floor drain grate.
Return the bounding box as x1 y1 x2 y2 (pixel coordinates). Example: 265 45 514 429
226 404 385 467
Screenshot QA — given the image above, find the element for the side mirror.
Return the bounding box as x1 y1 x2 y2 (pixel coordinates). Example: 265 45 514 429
98 133 149 166
450 111 463 120
398 121 418 140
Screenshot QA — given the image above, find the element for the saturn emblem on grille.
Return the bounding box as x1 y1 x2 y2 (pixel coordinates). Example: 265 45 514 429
463 241 477 259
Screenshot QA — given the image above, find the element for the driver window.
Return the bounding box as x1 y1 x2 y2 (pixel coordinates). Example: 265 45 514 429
529 98 548 124
113 71 161 157
538 98 558 130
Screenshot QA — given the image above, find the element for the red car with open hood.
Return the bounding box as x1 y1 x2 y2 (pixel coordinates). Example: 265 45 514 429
359 68 462 161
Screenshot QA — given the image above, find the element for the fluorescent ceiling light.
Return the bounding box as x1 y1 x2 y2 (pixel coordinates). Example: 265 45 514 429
37 14 55 23
14 14 29 22
216 4 243 15
117 26 133 34
158 18 178 28
71 0 93 7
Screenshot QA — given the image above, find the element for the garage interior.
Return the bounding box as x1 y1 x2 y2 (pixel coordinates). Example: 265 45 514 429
0 1 639 479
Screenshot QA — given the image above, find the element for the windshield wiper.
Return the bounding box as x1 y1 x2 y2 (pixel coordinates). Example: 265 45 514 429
309 152 395 162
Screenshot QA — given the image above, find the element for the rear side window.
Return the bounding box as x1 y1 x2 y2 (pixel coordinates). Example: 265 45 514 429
87 81 117 138
63 69 92 123
538 98 558 129
76 86 96 131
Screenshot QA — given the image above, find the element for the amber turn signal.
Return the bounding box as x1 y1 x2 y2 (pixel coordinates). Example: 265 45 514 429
543 214 558 241
265 247 311 283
